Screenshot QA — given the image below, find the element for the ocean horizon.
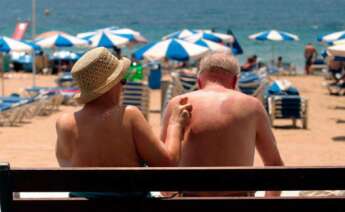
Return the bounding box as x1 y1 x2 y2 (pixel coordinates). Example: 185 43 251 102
1 0 345 68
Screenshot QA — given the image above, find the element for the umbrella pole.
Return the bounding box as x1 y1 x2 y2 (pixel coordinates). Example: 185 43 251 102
271 44 274 65
31 0 36 88
32 51 36 87
0 52 3 96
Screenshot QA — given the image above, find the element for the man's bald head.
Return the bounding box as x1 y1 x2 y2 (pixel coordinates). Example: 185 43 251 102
198 52 240 76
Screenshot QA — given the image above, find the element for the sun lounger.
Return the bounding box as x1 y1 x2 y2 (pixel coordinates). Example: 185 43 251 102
264 80 308 129
0 102 26 126
327 81 345 96
121 82 150 119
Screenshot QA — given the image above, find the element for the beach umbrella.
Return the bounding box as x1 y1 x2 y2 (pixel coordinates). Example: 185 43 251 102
249 30 299 42
328 38 345 46
163 29 234 44
0 36 39 95
110 28 148 44
327 44 345 59
249 30 299 60
77 27 147 45
0 36 36 52
193 31 235 44
162 29 198 40
134 38 209 61
35 33 90 48
81 31 131 48
185 37 231 53
51 50 82 61
317 30 345 43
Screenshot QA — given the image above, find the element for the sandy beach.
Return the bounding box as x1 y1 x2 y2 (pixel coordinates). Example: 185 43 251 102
0 73 344 167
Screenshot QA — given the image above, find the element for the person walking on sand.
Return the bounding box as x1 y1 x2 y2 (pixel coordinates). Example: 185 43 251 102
304 43 317 75
162 52 284 197
55 47 192 198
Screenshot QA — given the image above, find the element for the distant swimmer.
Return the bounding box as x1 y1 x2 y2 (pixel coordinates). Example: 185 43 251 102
44 9 50 16
304 43 317 75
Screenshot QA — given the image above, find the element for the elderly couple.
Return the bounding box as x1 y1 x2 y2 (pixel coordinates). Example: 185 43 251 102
56 47 284 198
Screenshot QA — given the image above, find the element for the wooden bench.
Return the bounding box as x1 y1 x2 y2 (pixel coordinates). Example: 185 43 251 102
1 164 345 212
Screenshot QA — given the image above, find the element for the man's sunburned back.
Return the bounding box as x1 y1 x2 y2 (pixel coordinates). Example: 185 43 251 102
179 89 258 167
57 105 142 167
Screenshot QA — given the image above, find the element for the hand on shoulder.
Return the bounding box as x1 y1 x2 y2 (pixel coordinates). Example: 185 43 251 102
169 97 193 129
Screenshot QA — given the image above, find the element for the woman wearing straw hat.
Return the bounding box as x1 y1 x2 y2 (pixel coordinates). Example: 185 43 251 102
55 47 192 181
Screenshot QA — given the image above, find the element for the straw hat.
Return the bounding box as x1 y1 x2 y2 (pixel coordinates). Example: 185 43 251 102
71 47 131 104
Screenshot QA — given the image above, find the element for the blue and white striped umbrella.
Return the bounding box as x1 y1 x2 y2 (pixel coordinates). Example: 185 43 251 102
327 44 345 59
163 29 234 44
134 39 209 61
0 36 36 53
81 31 131 48
77 28 137 42
162 29 198 40
186 37 231 53
249 30 299 41
194 31 234 43
317 30 345 44
35 33 90 48
328 38 345 46
51 50 82 61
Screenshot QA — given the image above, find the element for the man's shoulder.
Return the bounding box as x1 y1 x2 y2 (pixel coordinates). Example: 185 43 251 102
231 91 264 112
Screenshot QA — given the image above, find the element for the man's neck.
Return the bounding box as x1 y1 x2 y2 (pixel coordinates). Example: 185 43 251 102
202 82 234 91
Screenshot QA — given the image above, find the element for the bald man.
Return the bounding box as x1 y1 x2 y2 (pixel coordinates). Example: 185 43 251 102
162 52 284 197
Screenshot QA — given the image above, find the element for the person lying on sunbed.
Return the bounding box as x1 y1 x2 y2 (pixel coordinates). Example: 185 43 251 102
55 47 192 199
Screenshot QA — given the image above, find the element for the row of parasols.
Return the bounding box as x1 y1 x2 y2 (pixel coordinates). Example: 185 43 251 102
1 27 345 62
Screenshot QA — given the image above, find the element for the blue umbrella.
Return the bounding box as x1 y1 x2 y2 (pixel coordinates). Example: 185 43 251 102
187 38 231 53
317 30 345 44
51 50 82 61
0 36 36 53
35 33 90 48
249 30 299 60
249 30 299 42
134 39 209 62
162 29 198 40
81 31 131 48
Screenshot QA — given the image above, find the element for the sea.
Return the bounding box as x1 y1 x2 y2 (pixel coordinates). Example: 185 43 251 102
1 0 345 68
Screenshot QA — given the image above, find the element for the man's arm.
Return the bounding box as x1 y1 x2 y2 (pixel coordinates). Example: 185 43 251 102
131 97 191 166
254 100 284 197
55 114 73 167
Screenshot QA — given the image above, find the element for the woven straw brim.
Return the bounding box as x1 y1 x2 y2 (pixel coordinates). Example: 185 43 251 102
74 57 131 104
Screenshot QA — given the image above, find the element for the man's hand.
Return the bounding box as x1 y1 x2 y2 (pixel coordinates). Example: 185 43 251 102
169 97 193 130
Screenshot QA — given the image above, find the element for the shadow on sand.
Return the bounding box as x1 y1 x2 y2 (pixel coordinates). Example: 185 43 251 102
334 106 345 110
273 125 304 130
332 136 345 142
336 119 345 124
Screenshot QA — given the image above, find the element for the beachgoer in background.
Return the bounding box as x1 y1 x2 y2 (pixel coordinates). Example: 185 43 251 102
277 56 283 68
162 52 284 197
56 48 192 184
112 46 122 59
304 43 317 75
241 56 256 72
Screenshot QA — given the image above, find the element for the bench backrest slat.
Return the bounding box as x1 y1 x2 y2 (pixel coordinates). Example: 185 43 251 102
9 167 345 192
12 197 345 212
2 164 345 212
